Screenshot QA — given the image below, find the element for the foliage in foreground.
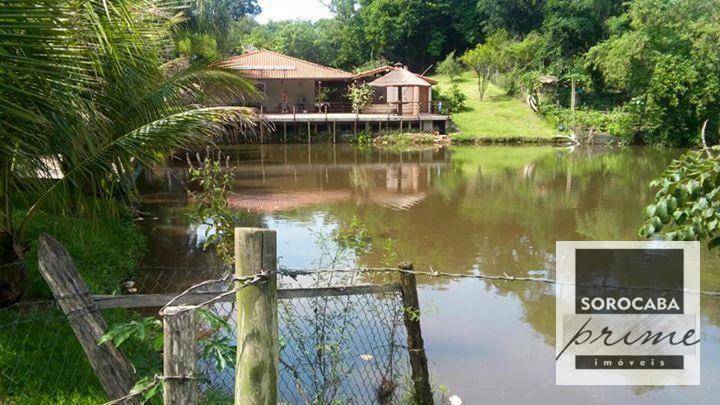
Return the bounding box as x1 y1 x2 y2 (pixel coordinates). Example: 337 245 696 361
640 146 720 247
186 151 260 265
0 0 258 304
0 207 147 403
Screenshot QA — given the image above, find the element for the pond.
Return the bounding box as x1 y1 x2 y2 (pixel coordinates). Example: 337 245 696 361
138 144 720 404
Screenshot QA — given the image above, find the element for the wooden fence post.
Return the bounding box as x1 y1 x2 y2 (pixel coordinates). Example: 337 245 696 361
163 306 197 405
399 263 433 405
37 234 136 402
235 228 278 405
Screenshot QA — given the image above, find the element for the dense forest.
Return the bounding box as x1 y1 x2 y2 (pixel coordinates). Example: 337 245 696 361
183 0 720 146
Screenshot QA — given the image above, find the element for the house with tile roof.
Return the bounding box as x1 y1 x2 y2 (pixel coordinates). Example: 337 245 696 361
218 49 450 137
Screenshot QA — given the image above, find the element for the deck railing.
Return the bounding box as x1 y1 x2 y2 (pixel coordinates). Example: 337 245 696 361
258 101 450 116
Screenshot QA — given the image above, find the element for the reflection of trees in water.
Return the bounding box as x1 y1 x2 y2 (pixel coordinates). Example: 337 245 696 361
321 146 700 343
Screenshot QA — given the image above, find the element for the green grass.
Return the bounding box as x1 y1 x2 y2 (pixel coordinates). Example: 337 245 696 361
1 203 152 404
18 205 146 299
431 71 558 140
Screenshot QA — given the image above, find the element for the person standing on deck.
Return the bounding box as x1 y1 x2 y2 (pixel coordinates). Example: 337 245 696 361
281 90 289 113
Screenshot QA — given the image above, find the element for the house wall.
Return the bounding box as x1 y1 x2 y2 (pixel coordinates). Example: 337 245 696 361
384 86 431 115
257 79 316 113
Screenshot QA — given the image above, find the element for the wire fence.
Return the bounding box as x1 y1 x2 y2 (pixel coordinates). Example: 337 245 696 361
192 281 411 404
277 285 409 404
8 258 716 403
0 269 413 404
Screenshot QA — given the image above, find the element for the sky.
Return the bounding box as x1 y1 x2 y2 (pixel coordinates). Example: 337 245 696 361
256 0 334 23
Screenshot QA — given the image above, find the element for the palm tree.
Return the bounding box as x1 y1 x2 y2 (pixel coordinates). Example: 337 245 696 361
0 0 259 305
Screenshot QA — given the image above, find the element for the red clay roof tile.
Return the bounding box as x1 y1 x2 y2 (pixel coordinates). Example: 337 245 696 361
218 49 353 80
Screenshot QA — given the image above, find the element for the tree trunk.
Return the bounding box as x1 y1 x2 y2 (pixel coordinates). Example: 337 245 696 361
0 231 26 307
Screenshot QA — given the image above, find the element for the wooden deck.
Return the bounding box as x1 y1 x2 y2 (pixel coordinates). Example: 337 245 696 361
262 112 450 123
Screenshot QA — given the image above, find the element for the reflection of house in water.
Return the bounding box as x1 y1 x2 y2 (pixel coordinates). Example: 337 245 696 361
370 163 426 210
143 145 450 213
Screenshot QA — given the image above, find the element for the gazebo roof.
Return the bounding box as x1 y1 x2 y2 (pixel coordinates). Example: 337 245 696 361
353 65 437 84
368 68 432 87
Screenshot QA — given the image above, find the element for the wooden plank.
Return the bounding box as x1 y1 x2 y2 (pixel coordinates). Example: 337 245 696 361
235 228 278 405
398 263 433 404
93 284 402 309
259 113 450 123
37 234 137 403
278 283 401 299
163 306 197 405
94 293 217 309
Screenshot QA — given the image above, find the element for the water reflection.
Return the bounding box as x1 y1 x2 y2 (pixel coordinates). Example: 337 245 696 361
139 144 720 403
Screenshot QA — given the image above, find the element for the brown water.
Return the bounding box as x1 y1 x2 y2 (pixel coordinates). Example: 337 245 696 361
139 144 720 404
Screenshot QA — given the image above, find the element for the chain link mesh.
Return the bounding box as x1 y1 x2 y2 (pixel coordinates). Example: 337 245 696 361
277 289 410 404
194 273 412 404
1 271 412 404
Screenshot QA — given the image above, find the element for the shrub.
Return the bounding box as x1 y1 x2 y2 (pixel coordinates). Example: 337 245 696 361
434 84 467 113
347 83 375 112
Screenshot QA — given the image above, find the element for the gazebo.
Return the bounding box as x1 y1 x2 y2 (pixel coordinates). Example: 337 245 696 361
368 68 432 116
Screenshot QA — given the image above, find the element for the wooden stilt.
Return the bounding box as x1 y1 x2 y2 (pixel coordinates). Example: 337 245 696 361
260 106 265 143
333 121 336 143
293 106 297 143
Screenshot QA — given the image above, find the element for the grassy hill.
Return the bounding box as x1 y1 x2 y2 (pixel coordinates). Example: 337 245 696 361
431 71 558 141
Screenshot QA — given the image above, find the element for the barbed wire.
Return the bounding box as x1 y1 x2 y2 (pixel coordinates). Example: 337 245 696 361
105 261 720 404
139 265 720 298
279 266 720 297
159 271 271 316
102 374 198 405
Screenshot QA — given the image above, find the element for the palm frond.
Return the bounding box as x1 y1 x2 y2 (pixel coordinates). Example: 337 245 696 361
2 0 259 241
18 106 257 237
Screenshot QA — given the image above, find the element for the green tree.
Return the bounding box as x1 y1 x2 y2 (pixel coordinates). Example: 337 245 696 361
0 0 257 304
360 0 479 69
539 0 623 70
437 51 463 82
347 83 376 112
476 0 545 37
177 0 261 59
461 31 511 99
233 19 341 67
587 0 720 145
353 57 391 73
